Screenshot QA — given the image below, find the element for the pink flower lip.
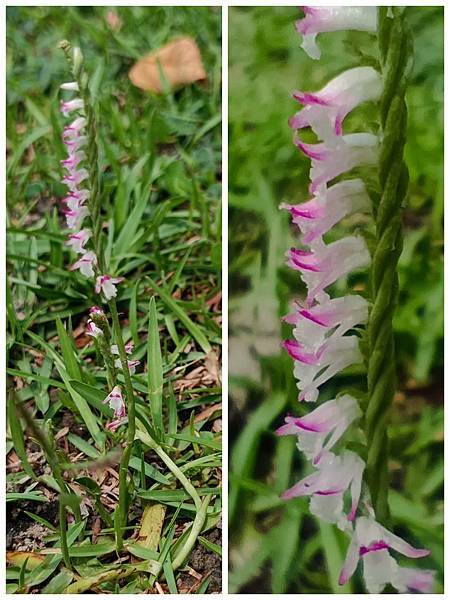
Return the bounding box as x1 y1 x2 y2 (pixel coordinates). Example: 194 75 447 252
290 207 318 219
295 139 327 161
359 540 390 557
293 91 331 107
289 255 322 273
315 487 344 496
293 418 324 433
282 340 323 365
298 308 329 327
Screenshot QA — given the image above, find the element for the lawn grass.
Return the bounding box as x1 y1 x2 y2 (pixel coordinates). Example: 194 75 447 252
228 6 443 594
6 6 222 594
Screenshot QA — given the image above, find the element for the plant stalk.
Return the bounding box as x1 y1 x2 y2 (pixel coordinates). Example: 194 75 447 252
365 7 412 524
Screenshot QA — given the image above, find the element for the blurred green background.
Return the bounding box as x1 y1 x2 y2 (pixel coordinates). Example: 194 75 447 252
228 6 443 594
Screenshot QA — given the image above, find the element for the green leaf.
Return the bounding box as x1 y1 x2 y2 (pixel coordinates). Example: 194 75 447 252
147 277 211 354
27 331 103 448
55 318 83 382
7 393 36 479
148 297 164 437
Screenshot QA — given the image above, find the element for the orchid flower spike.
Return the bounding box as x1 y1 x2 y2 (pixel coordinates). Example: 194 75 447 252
276 395 361 464
69 250 97 278
66 229 91 254
284 334 363 403
285 294 368 351
282 450 365 527
281 179 371 245
287 236 370 305
296 7 377 60
290 67 382 141
95 275 124 300
295 133 378 194
339 516 431 593
103 385 126 418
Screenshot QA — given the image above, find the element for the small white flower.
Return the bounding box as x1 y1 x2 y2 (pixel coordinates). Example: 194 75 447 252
276 395 361 464
65 228 91 254
296 7 377 60
339 516 431 593
282 451 365 526
70 251 97 278
290 68 382 141
281 179 371 245
95 275 124 300
103 385 126 418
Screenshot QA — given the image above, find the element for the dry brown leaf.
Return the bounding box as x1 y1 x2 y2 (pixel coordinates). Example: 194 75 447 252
129 36 206 93
205 350 221 385
194 402 222 424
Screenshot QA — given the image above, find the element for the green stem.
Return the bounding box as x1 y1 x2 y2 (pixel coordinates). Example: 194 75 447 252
109 298 136 550
12 395 74 569
365 7 412 524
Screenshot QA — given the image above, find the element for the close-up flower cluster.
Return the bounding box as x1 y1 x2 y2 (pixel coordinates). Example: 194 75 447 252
278 7 434 594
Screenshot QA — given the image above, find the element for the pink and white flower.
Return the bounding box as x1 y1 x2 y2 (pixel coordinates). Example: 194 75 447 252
287 236 370 305
95 275 124 300
290 67 382 140
111 342 134 355
63 205 89 230
59 98 84 117
296 7 377 60
90 306 103 316
282 450 365 526
103 385 126 418
276 395 361 464
64 135 88 152
62 117 86 140
394 567 435 594
61 168 89 191
285 294 368 351
86 320 103 338
114 358 140 374
60 97 84 117
284 334 363 403
63 189 90 211
69 250 97 278
66 228 91 254
339 516 431 593
111 342 140 373
280 178 371 245
61 151 86 174
295 133 378 194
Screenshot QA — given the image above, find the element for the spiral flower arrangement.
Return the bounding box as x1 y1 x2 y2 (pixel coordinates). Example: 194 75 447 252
278 7 434 593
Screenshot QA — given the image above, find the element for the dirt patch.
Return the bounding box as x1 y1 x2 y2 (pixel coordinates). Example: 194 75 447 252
177 528 222 593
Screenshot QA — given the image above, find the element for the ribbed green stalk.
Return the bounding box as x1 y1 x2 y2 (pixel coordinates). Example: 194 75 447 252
365 7 413 524
109 298 137 551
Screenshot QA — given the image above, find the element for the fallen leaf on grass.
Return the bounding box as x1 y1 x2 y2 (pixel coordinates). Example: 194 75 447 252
6 551 45 570
129 37 206 93
205 350 221 385
137 503 166 552
194 402 222 424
